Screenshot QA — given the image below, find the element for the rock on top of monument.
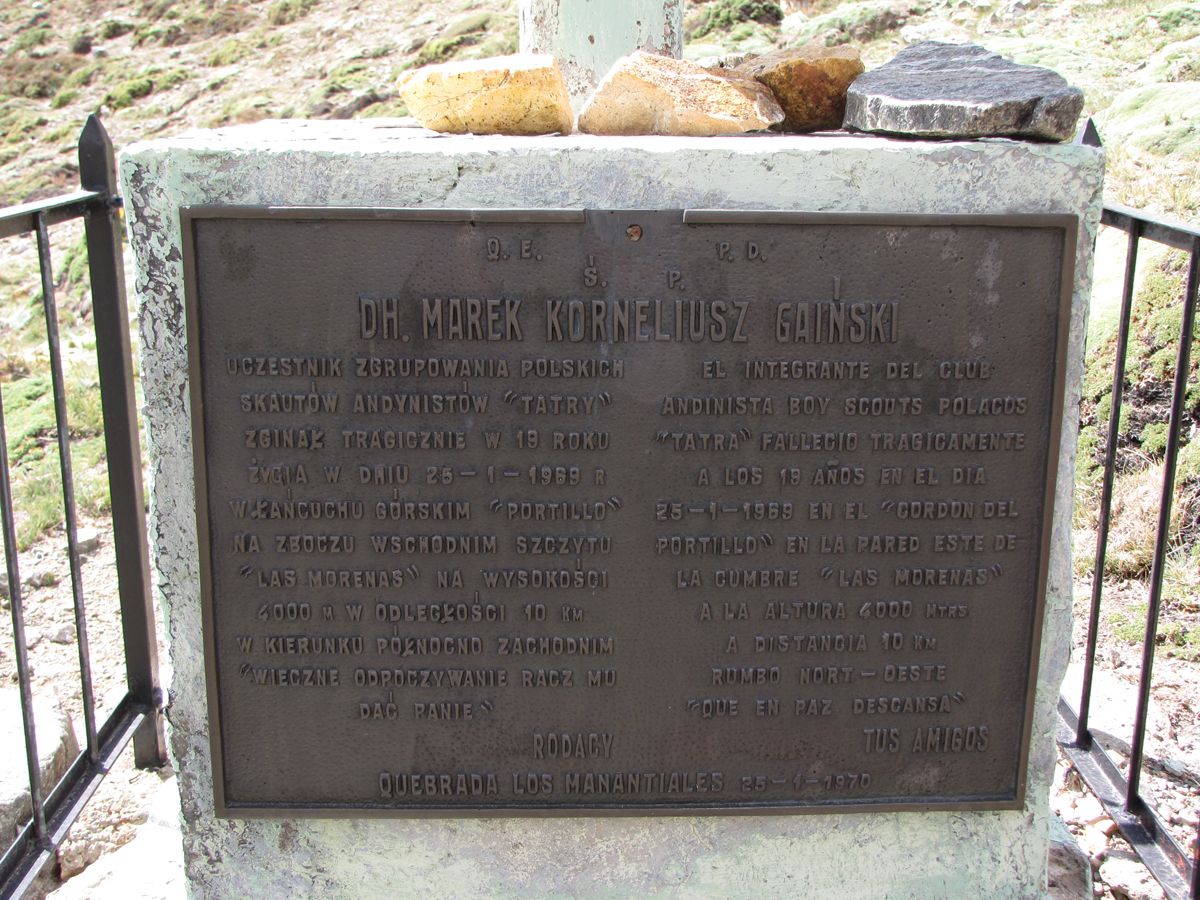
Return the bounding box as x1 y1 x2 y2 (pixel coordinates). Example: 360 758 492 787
578 51 784 136
843 41 1085 141
396 53 574 136
737 45 865 133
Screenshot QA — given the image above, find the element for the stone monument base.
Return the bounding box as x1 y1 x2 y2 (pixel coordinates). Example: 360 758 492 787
121 120 1103 898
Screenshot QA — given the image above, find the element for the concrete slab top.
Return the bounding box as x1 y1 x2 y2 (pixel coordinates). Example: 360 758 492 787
124 117 1100 164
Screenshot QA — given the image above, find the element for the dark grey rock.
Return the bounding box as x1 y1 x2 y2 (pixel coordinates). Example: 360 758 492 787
23 567 57 589
1048 813 1092 900
844 41 1084 141
75 526 102 555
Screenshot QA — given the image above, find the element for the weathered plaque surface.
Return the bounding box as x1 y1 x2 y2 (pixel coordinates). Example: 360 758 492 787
183 207 1075 815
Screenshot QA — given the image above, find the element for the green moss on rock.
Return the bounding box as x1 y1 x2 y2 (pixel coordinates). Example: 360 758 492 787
414 12 517 65
784 0 923 47
97 19 134 40
104 67 188 109
1097 82 1200 159
1146 2 1200 37
207 39 247 67
690 0 783 40
267 0 318 27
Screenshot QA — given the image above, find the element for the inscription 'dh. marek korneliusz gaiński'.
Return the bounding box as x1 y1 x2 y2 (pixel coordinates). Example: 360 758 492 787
182 207 1076 816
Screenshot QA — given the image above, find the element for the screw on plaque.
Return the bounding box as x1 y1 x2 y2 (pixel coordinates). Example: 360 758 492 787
626 224 642 241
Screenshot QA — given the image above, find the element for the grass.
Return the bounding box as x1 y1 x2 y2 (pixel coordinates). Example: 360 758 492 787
0 228 110 551
105 76 155 110
50 89 78 110
207 39 247 67
1 365 111 550
0 52 91 103
1144 2 1200 36
319 61 375 96
414 11 517 65
1074 246 1200 591
1108 596 1200 661
782 0 925 47
13 26 52 52
688 0 783 40
97 19 134 40
267 0 319 27
103 67 190 110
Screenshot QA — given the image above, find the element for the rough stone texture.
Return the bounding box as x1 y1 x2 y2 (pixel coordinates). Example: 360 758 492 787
0 688 78 836
737 45 864 132
844 41 1085 141
75 527 102 555
120 119 1103 899
519 0 682 110
1096 82 1200 159
1099 850 1167 900
1047 813 1092 899
397 54 573 136
578 51 783 135
49 773 184 900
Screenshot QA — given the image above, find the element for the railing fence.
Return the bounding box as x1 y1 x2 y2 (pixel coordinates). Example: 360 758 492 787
1058 201 1200 900
0 115 166 900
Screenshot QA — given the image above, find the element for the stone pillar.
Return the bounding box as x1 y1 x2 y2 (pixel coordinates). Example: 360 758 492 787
120 121 1103 899
518 0 683 109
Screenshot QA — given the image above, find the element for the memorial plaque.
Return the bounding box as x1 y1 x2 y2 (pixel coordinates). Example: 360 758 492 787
182 207 1075 815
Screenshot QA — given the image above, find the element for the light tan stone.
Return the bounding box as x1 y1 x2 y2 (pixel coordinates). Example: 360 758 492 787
737 45 864 132
578 51 783 136
397 53 573 136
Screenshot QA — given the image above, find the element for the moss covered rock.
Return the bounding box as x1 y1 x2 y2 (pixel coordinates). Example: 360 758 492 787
1097 82 1200 158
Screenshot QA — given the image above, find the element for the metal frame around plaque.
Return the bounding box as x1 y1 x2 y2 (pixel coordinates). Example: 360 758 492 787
182 207 1077 817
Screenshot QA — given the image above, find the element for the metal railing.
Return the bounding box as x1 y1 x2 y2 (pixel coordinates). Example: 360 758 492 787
1057 201 1200 900
0 115 166 899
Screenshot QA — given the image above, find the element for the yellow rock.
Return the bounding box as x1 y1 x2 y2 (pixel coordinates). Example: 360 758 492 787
578 51 783 136
397 54 573 135
737 45 865 132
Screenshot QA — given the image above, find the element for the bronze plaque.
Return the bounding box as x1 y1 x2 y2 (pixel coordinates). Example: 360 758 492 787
182 207 1076 816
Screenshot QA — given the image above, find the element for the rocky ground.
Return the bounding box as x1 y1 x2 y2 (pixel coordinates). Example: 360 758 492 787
1056 615 1200 899
0 515 172 894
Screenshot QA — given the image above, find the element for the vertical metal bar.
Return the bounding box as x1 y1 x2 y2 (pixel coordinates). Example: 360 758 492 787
78 114 167 767
35 213 100 763
0 373 48 845
1191 819 1198 900
1077 223 1141 746
1127 237 1200 807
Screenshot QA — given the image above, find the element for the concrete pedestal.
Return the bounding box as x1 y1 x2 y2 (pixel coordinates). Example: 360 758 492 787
518 0 682 109
121 120 1103 899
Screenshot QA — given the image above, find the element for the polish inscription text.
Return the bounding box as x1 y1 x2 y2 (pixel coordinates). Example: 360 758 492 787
188 210 1068 813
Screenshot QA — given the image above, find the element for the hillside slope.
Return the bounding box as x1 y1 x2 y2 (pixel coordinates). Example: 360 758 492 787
0 0 1196 213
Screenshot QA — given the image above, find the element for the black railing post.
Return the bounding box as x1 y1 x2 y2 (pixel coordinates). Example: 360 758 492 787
1127 236 1200 808
78 114 167 768
0 378 49 850
1077 222 1141 747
